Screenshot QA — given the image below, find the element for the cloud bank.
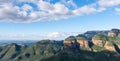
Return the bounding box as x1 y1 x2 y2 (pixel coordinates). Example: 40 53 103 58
0 0 120 23
0 32 80 40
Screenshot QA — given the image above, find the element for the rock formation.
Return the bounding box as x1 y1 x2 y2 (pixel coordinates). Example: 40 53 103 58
104 41 115 51
64 36 76 47
63 29 120 52
64 35 89 49
76 34 88 48
92 34 107 47
108 29 120 37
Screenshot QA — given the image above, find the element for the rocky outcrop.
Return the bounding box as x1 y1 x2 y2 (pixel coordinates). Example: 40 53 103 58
92 34 107 47
64 35 89 49
63 36 80 52
63 29 120 52
108 29 120 37
104 41 115 51
92 39 104 47
76 34 88 48
77 41 88 48
64 36 76 47
108 31 117 37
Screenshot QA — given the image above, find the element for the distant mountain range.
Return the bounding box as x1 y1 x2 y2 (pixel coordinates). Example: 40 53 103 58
83 30 109 40
0 40 37 47
0 29 120 61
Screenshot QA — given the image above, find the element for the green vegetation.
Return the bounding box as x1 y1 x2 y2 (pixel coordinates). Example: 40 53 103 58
92 45 106 51
0 29 120 61
93 34 108 41
108 36 120 45
0 43 26 61
41 50 120 61
65 36 76 41
106 41 113 46
93 34 108 47
14 40 62 61
80 46 91 50
0 39 119 61
76 35 87 41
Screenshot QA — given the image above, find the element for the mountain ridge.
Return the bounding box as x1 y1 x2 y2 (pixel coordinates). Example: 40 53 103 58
0 29 120 61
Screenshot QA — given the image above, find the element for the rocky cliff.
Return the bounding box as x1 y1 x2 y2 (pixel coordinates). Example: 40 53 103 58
108 29 120 37
64 29 120 52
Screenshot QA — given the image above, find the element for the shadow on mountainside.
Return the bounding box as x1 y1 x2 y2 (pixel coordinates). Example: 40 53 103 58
41 49 120 61
113 43 120 54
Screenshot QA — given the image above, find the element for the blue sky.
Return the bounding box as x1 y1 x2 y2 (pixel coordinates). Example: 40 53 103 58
0 0 120 40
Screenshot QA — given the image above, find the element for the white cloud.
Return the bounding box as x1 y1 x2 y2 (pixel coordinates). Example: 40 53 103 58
115 8 120 14
46 32 80 39
53 3 69 14
22 4 33 11
97 7 106 12
115 8 120 12
17 0 39 3
73 5 97 15
98 0 120 7
0 4 19 21
0 32 80 40
0 0 14 4
47 32 63 38
38 0 54 12
0 0 120 23
61 0 77 9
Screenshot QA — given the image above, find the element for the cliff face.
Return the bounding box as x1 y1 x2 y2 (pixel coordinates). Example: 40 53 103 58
108 29 120 37
64 35 89 50
64 29 120 52
104 41 115 51
64 36 76 48
76 34 89 48
92 40 118 51
92 39 104 47
77 40 88 48
108 31 117 37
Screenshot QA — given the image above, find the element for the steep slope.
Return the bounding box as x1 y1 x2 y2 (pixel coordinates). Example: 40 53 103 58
14 40 63 61
0 43 27 61
41 50 120 61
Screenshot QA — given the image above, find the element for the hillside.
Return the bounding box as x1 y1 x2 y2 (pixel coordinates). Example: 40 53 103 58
0 29 120 61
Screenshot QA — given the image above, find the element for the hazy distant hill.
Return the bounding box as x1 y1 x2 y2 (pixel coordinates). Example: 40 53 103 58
83 30 109 40
0 40 37 47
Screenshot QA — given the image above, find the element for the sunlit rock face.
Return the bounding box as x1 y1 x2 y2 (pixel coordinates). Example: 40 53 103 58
77 40 88 48
92 39 104 47
63 30 120 52
92 34 107 47
64 35 89 49
108 31 117 37
108 29 120 37
76 34 88 48
63 36 80 51
64 36 76 47
104 41 115 51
